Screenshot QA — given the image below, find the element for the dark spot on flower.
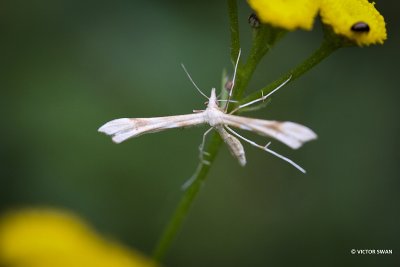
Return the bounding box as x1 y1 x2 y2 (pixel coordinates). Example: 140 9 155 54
248 13 260 28
351 22 370 33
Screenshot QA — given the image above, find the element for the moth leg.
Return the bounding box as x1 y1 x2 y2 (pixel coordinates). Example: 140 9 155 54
224 126 306 173
181 162 202 190
229 75 291 114
198 127 213 164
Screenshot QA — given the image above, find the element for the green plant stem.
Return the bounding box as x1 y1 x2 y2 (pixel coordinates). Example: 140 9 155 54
239 39 340 106
233 26 286 104
152 8 286 264
152 2 243 261
228 0 240 62
152 133 222 261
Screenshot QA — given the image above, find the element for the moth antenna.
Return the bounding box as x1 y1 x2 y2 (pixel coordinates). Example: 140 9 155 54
225 49 241 112
230 49 241 95
181 63 209 99
225 126 306 173
230 75 292 114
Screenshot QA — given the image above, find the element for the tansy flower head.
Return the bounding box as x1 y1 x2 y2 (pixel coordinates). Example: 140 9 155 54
247 0 320 30
320 0 387 46
247 0 387 46
0 209 156 267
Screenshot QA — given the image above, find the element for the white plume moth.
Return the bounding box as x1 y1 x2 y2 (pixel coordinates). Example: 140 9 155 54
99 50 317 173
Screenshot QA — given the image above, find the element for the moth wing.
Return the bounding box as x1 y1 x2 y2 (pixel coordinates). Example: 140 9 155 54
99 113 205 143
221 114 317 149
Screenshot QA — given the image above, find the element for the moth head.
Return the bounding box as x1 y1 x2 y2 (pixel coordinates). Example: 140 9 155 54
208 88 218 106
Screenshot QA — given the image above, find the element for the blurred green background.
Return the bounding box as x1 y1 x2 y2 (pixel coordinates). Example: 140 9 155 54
1 1 399 266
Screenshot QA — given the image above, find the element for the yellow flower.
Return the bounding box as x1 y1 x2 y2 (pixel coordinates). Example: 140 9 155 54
0 209 157 267
247 0 320 30
247 0 387 46
320 0 387 46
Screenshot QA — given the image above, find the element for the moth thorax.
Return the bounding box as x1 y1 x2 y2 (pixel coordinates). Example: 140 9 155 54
205 108 224 127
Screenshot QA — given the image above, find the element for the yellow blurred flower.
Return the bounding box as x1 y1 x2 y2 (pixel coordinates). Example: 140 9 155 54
247 0 320 30
320 0 387 46
247 0 387 46
0 209 157 267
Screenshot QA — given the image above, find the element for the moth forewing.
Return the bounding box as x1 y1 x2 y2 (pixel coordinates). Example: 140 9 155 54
215 126 246 166
98 113 206 144
220 113 317 149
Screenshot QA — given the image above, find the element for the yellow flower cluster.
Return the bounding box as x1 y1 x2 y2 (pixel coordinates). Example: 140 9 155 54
247 0 320 30
0 209 157 267
320 0 386 46
248 0 387 46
